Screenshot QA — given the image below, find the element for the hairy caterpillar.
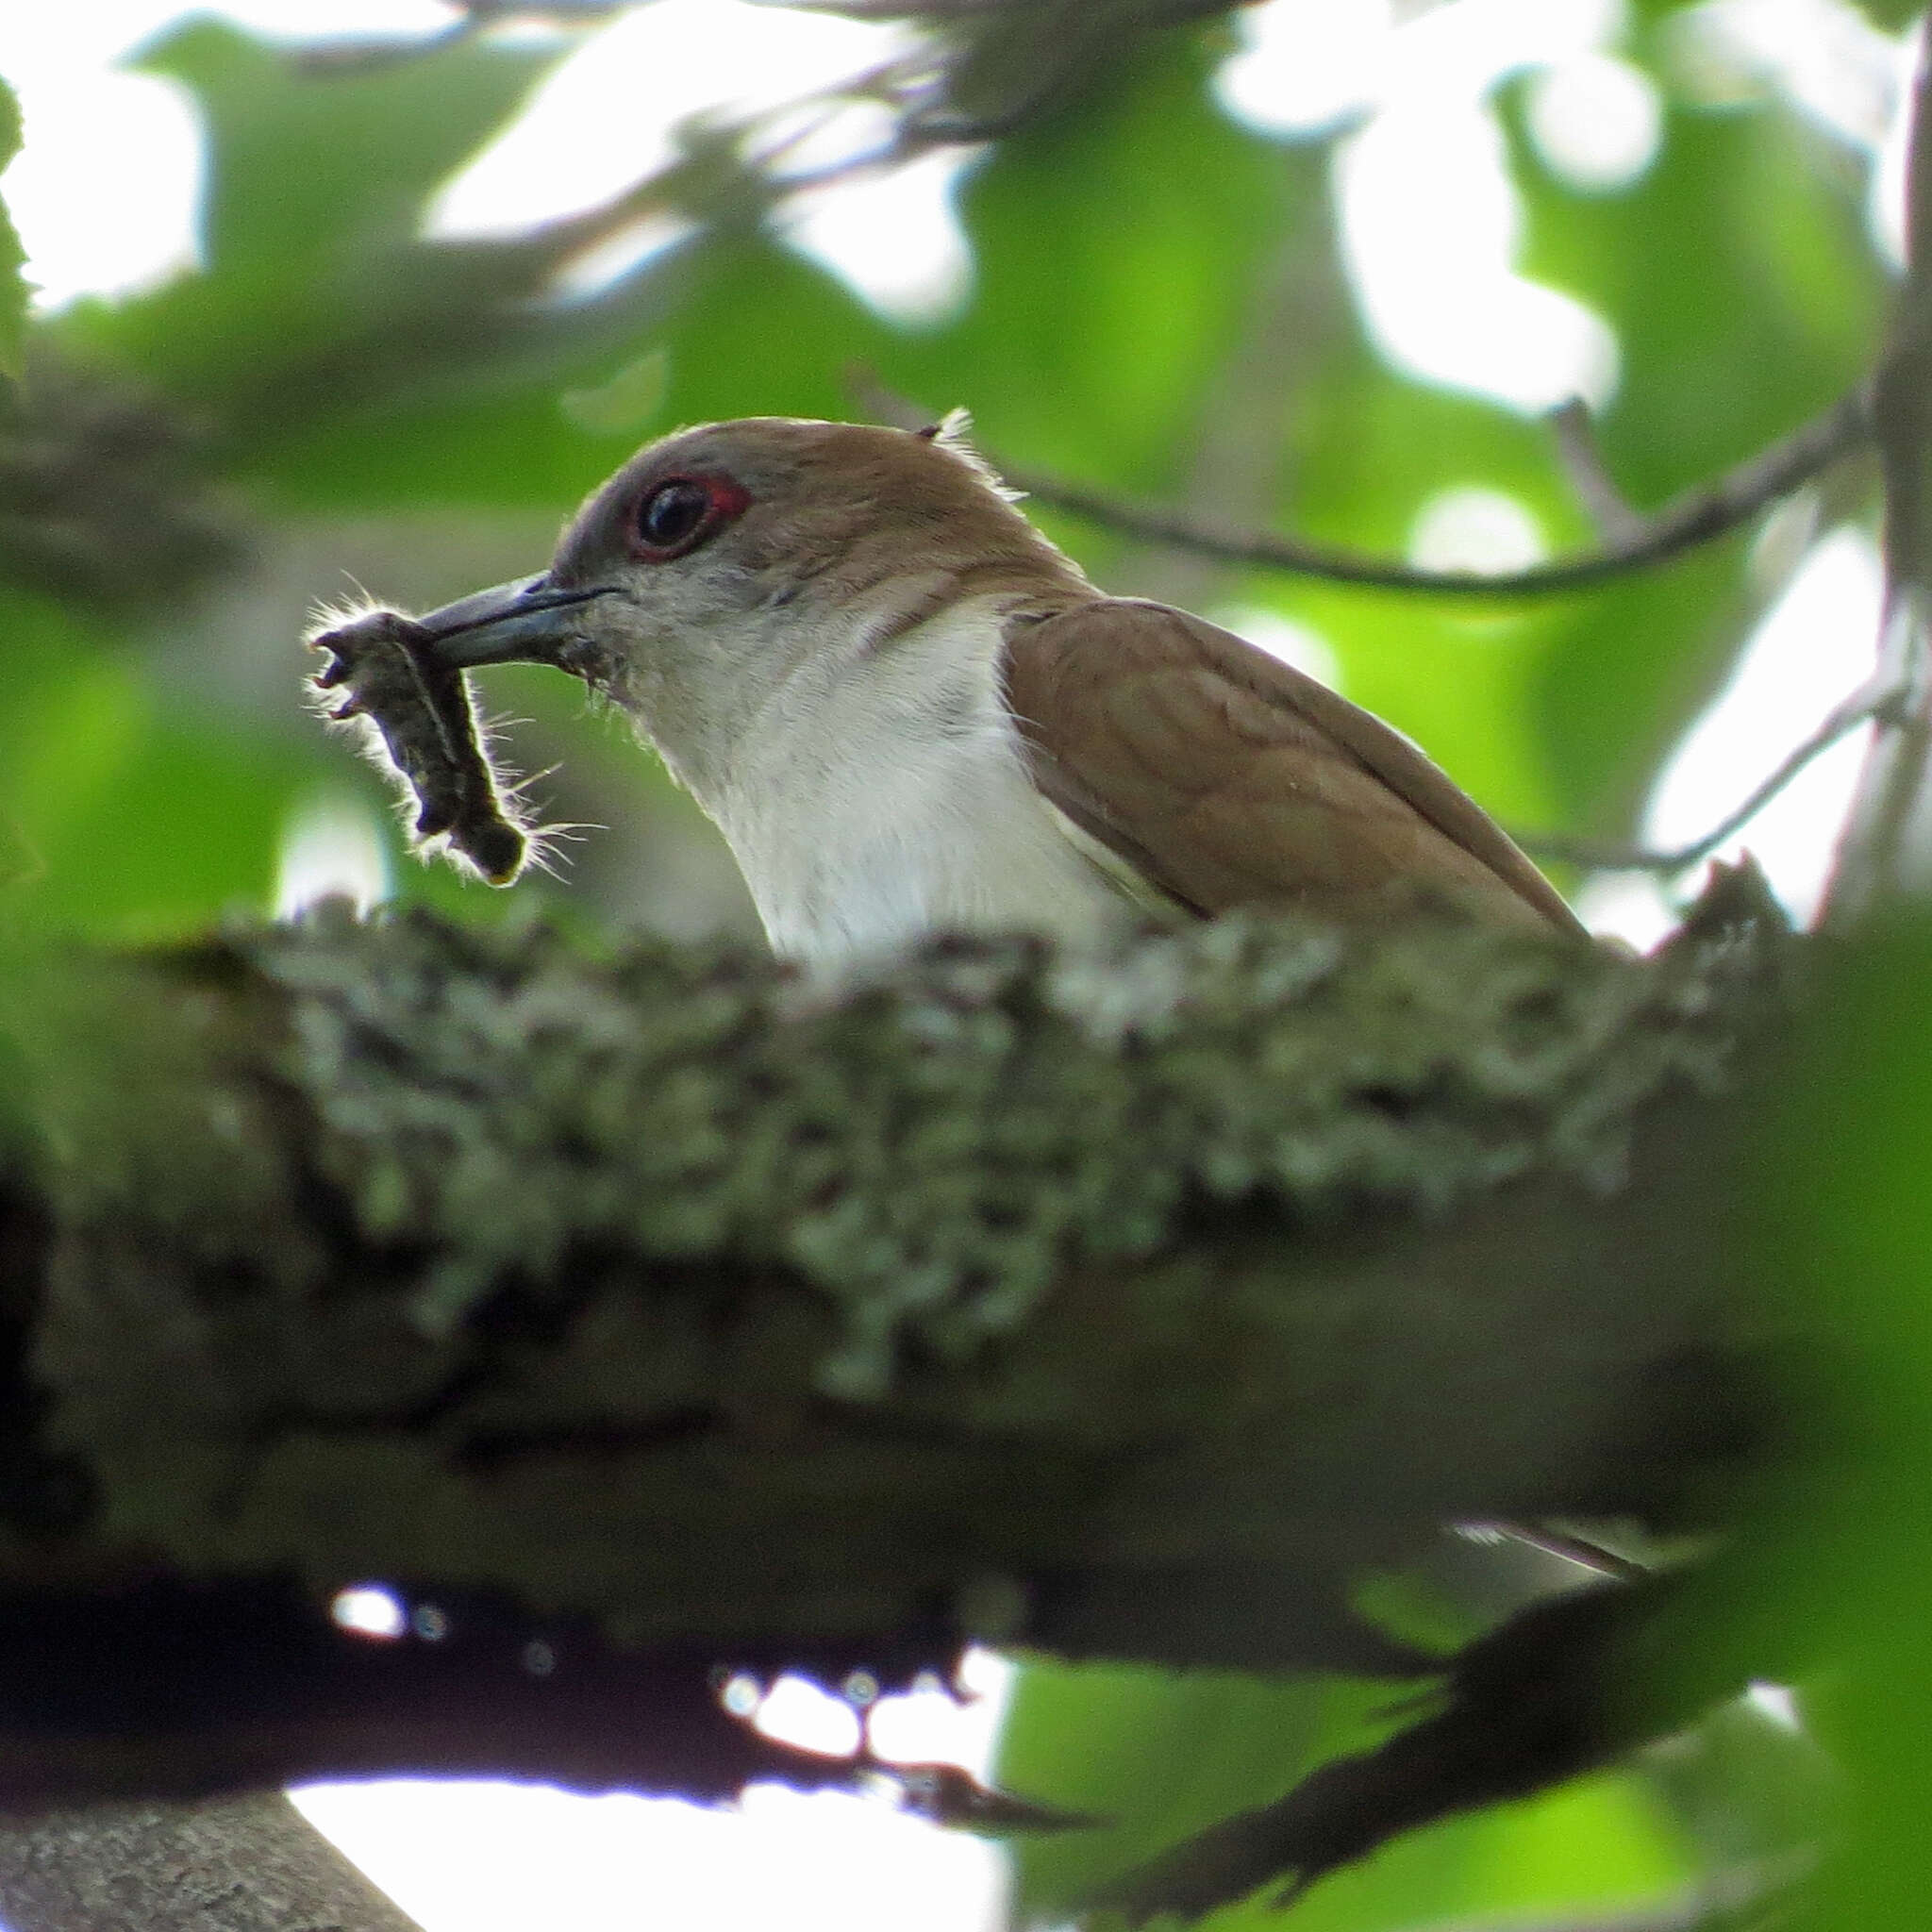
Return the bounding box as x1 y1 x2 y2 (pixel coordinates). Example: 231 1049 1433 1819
308 605 530 886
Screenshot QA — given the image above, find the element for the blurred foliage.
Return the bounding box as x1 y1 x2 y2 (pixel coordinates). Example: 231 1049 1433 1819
1745 919 1932 1932
0 81 21 381
997 1658 1695 1931
1507 58 1885 827
0 0 1916 1925
0 348 243 610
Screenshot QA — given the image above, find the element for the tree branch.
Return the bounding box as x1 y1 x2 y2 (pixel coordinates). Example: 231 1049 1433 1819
0 874 1788 1820
0 1794 425 1932
1106 1575 1757 1922
850 369 1868 597
1000 391 1871 597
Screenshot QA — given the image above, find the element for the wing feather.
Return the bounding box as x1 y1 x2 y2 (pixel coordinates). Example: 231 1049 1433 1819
1002 598 1583 935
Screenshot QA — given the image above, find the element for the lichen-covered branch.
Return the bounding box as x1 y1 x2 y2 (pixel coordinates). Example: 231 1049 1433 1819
0 870 1790 1823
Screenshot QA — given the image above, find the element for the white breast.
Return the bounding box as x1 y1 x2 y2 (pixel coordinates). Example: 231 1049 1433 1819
708 597 1134 964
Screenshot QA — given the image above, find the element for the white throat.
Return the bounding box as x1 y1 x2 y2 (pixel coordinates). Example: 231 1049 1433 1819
704 594 1134 963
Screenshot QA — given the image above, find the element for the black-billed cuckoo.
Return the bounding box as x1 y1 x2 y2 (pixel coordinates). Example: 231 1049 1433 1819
312 414 1582 959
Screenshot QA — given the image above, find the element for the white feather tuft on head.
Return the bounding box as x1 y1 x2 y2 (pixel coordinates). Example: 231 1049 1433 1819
922 407 1023 503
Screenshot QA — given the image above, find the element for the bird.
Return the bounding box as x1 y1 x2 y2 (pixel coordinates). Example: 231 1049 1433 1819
342 412 1583 963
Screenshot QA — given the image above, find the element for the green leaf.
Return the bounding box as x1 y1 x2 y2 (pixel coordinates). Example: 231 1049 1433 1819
59 14 905 513
0 591 322 938
558 344 671 437
905 35 1307 489
1515 95 1880 504
136 19 552 282
58 19 573 479
997 1659 1340 1919
638 235 898 447
232 230 895 509
1739 918 1932 1929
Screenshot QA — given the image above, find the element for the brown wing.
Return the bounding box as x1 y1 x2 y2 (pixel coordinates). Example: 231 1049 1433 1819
1002 597 1584 936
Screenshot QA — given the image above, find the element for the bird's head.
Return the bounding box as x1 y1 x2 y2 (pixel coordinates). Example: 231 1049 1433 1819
412 413 1089 798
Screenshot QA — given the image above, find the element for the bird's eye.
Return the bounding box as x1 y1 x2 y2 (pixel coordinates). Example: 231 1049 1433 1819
629 475 745 560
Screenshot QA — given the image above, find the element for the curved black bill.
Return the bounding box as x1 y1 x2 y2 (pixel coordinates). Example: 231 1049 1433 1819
417 574 613 670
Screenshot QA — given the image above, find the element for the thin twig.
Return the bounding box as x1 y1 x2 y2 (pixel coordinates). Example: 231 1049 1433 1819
1546 397 1645 545
1461 1520 1651 1581
852 367 1869 598
1519 676 1903 874
1000 390 1872 598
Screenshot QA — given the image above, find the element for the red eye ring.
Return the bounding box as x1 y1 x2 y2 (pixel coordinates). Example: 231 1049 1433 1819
627 473 750 561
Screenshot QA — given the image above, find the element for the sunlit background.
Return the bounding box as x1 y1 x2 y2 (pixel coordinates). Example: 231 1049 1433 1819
0 0 1911 1924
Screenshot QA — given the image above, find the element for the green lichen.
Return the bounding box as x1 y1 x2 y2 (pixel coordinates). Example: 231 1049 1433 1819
231 877 1781 1400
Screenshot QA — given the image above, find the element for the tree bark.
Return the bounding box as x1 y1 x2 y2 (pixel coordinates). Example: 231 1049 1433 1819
0 1795 424 1932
